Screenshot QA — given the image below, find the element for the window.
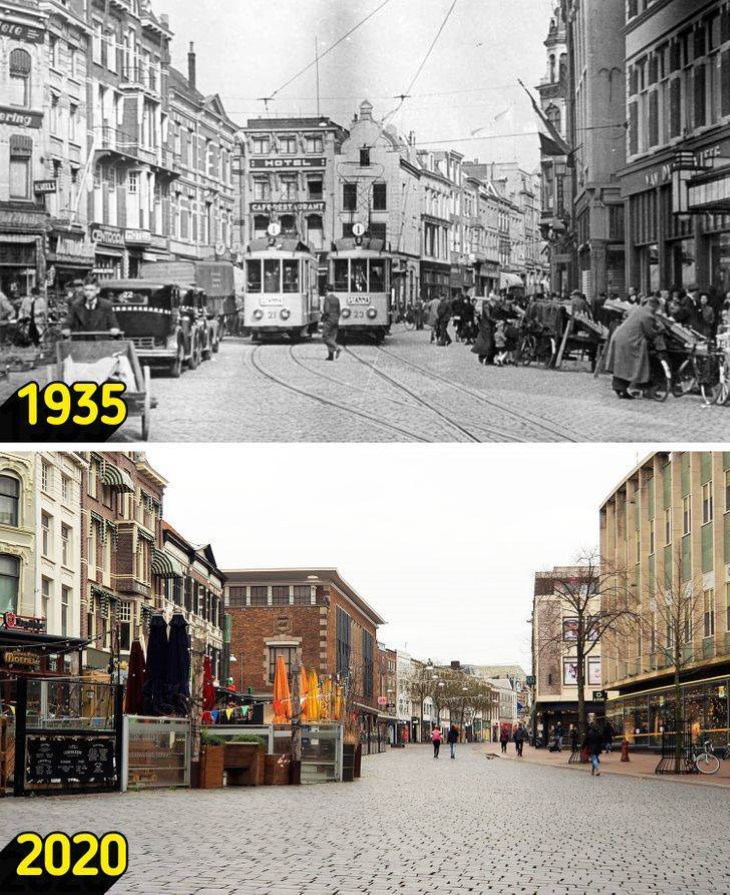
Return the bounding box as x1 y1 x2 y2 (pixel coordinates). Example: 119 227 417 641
61 585 70 636
272 585 289 606
0 475 20 526
69 104 78 142
0 555 20 614
228 586 246 607
372 182 387 211
664 507 672 545
9 49 31 107
649 518 655 555
246 259 262 292
61 475 70 503
370 259 385 292
307 177 323 198
61 524 70 566
702 482 713 524
50 94 61 136
128 171 139 194
118 600 132 651
362 630 374 698
343 183 357 211
250 585 268 606
359 147 371 167
251 136 270 154
41 512 51 557
92 20 102 65
49 34 60 69
305 135 323 153
253 178 270 201
42 576 51 622
282 259 299 293
268 645 296 683
279 176 297 200
9 135 32 200
336 607 351 676
370 222 387 242
278 136 297 154
704 588 715 638
264 259 280 293
682 495 692 534
292 585 310 605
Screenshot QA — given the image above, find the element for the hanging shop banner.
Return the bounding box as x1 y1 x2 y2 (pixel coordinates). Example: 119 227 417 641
250 158 326 170
0 106 43 129
0 19 45 43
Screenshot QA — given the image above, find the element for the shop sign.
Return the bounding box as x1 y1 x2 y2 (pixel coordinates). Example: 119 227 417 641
526 675 536 686
90 224 125 248
593 690 607 701
34 179 57 194
250 201 325 213
124 228 151 245
642 145 724 189
0 18 45 43
2 649 40 668
250 158 326 170
25 733 116 785
0 105 43 128
2 612 45 633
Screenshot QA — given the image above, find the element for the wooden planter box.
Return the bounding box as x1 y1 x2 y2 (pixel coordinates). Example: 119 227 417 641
199 745 225 789
342 744 356 782
224 743 262 786
264 753 291 785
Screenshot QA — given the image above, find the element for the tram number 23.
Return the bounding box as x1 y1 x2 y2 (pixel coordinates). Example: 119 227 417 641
347 310 370 319
0 831 129 891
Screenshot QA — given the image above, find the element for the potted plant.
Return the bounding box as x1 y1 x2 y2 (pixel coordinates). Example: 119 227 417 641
225 734 266 786
342 714 360 782
199 731 225 789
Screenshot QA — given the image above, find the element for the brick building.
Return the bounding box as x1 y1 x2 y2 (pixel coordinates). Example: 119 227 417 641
81 451 166 673
222 568 385 741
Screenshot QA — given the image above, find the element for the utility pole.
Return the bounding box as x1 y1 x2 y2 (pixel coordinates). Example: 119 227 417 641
290 656 301 785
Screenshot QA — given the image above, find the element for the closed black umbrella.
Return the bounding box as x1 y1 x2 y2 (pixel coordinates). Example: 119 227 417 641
124 639 146 715
167 610 190 717
142 611 168 716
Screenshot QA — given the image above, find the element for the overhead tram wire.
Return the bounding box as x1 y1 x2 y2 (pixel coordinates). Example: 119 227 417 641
261 0 393 107
383 0 461 126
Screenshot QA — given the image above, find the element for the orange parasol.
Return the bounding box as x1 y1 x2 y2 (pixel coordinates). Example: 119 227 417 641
307 669 320 722
272 654 291 723
333 684 344 721
320 678 333 721
299 666 309 723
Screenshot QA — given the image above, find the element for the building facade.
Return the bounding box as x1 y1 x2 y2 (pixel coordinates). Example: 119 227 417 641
418 152 453 300
600 451 730 748
621 0 730 295
222 568 385 742
531 565 604 743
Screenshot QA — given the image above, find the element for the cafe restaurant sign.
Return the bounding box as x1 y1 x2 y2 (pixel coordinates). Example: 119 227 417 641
90 224 125 248
0 105 43 129
0 18 45 43
124 228 151 245
250 158 326 170
2 649 40 668
250 200 325 213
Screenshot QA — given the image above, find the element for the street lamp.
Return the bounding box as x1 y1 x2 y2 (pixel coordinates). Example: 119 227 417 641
229 654 242 693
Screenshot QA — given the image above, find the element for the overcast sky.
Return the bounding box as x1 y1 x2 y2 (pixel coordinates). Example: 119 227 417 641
160 0 556 169
145 444 665 670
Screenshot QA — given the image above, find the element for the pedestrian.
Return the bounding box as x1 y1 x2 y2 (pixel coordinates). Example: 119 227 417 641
415 295 425 330
447 723 458 759
605 296 665 399
499 727 509 754
555 722 565 752
583 722 604 776
697 293 715 338
513 725 525 757
603 720 614 754
321 283 341 361
436 293 452 346
431 725 442 759
427 294 441 342
570 725 579 754
63 279 120 336
472 304 495 365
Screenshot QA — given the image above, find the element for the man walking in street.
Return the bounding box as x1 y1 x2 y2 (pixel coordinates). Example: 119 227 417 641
437 292 452 346
447 724 458 759
63 279 120 336
427 294 441 342
513 725 525 758
321 284 341 361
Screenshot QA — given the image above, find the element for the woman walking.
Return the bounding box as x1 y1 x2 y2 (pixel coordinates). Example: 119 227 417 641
447 724 459 759
499 727 509 754
431 726 442 759
583 722 604 776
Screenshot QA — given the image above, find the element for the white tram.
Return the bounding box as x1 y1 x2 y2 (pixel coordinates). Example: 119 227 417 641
329 237 392 343
244 235 319 340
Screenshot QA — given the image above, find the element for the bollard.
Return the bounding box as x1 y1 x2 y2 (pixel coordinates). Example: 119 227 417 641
621 739 630 762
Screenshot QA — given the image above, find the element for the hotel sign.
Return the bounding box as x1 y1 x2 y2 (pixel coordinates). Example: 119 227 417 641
34 179 57 194
250 158 326 170
0 19 45 43
0 106 43 128
250 201 325 213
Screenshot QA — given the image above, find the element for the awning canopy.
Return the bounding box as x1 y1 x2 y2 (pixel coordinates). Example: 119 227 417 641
151 548 185 579
500 273 525 290
100 463 134 493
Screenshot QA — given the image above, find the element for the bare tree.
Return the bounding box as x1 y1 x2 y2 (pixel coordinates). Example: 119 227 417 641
404 665 435 742
536 549 634 739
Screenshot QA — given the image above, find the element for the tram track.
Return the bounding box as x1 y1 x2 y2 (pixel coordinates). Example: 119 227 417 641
374 345 582 443
247 345 431 442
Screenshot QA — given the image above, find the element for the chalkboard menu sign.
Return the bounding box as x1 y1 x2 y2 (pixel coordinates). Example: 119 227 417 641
26 734 117 788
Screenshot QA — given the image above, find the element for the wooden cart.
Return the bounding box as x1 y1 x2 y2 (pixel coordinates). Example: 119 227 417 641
56 333 156 440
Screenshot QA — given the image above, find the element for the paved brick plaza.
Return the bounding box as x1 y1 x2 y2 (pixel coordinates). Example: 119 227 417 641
2 744 730 894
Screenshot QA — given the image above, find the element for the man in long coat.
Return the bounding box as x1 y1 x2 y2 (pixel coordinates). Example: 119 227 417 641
436 293 452 346
63 280 120 335
605 297 663 398
321 284 341 360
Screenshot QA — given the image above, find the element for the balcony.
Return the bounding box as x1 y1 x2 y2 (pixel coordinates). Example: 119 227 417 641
120 66 162 99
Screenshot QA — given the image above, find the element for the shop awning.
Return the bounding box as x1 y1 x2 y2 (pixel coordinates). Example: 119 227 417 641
151 548 185 579
500 273 524 290
688 166 730 213
99 463 134 493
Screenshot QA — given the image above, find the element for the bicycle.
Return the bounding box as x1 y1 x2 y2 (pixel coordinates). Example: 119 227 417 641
689 739 720 774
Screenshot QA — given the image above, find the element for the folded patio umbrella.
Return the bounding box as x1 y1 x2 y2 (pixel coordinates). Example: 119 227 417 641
307 669 320 723
321 678 333 721
167 610 191 717
142 611 168 716
272 654 291 723
202 655 216 712
124 639 146 715
299 666 309 723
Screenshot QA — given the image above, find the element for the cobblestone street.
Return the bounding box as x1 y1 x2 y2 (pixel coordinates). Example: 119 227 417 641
3 745 730 895
102 328 730 443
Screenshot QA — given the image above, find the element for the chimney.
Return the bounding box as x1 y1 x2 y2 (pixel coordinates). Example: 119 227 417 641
188 42 196 90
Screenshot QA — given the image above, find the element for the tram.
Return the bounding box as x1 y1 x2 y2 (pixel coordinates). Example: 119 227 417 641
329 235 392 343
244 229 319 341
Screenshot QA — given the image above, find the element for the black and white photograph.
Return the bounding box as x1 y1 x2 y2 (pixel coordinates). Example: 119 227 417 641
2 0 730 441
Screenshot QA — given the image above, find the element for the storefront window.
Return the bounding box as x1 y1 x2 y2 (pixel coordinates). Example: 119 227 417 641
333 259 348 292
246 260 262 292
684 683 706 741
0 554 20 614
